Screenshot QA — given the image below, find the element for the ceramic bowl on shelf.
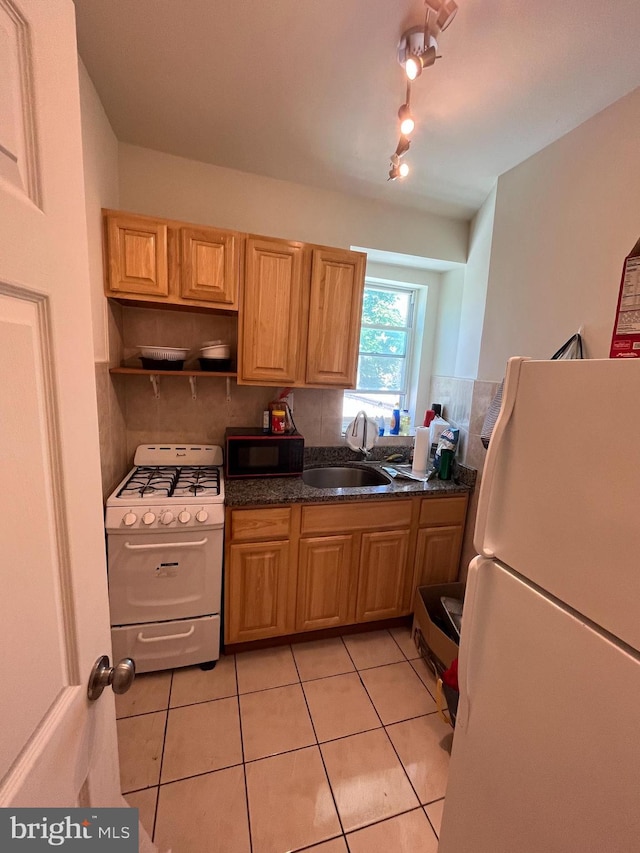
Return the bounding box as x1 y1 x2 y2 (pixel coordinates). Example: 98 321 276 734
199 341 230 359
137 346 190 361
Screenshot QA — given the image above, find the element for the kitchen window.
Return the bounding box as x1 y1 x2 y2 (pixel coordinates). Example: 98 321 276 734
343 282 419 430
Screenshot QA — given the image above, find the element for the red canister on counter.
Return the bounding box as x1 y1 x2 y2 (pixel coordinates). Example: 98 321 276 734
270 407 286 434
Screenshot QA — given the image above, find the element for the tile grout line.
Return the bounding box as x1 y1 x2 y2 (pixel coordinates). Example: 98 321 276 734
122 700 438 797
289 832 348 853
150 669 173 843
346 804 432 843
409 657 438 701
234 654 255 853
340 631 438 832
422 803 440 841
291 643 349 845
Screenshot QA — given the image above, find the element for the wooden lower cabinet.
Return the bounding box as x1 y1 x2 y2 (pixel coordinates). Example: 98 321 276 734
356 529 411 622
225 495 468 645
414 524 463 587
296 535 354 631
226 540 294 643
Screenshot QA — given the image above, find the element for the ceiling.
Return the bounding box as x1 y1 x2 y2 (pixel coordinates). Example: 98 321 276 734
73 0 640 220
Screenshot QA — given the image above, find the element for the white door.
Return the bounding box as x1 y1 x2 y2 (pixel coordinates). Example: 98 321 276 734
0 0 122 807
439 557 640 853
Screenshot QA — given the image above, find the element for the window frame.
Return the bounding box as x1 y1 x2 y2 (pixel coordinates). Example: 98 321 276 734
343 280 421 431
354 280 419 402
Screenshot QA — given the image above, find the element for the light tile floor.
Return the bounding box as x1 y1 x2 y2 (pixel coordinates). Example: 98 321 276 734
117 627 452 853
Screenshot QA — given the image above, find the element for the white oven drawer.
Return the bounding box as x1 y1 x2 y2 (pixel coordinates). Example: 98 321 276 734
111 615 220 674
107 528 222 625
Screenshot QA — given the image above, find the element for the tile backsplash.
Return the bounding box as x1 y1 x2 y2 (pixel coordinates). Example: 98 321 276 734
429 374 501 581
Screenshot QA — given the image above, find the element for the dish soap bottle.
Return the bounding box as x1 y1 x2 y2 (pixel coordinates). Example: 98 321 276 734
400 409 411 435
376 406 385 436
390 404 400 435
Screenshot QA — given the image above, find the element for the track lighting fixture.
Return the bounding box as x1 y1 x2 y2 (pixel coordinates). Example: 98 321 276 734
387 0 459 182
394 136 411 159
404 46 437 80
398 103 415 136
388 162 410 181
397 25 438 81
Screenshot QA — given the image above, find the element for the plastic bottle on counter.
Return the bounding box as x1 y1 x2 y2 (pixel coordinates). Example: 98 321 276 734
423 409 436 428
390 404 400 435
400 410 411 435
376 407 385 436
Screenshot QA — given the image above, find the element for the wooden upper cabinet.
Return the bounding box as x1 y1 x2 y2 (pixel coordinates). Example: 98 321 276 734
103 209 242 311
239 240 366 389
240 237 306 384
105 213 168 297
179 226 240 308
306 248 366 387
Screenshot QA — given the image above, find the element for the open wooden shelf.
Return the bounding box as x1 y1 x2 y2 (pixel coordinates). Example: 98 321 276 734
110 367 237 378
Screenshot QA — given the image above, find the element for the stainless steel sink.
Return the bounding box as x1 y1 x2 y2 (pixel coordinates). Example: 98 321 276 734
302 466 392 489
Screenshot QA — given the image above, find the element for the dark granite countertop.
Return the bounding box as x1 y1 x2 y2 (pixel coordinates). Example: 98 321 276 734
224 445 476 508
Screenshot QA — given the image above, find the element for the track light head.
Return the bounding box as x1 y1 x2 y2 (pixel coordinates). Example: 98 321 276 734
388 162 410 181
398 104 415 136
404 45 437 80
398 25 438 80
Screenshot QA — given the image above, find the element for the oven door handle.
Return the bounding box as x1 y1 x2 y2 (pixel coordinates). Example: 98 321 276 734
124 538 208 551
136 626 196 643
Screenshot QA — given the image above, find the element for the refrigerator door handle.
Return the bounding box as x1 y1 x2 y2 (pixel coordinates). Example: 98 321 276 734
474 356 528 558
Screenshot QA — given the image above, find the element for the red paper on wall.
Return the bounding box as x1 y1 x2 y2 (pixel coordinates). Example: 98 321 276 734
610 237 640 358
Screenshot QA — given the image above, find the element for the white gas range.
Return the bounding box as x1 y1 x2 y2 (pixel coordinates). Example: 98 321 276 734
105 444 225 673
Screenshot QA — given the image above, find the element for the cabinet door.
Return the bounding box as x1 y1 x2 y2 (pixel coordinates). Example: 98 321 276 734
179 226 240 308
305 248 365 387
105 213 168 297
296 535 354 631
226 540 292 643
356 529 410 622
239 237 306 384
414 525 463 587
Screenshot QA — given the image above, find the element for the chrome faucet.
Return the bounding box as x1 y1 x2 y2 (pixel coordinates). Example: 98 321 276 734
352 410 371 459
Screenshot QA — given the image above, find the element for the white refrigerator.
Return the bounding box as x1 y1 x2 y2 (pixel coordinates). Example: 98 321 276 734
438 357 640 853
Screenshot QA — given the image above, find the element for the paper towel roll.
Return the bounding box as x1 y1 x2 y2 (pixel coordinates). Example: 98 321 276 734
412 426 430 476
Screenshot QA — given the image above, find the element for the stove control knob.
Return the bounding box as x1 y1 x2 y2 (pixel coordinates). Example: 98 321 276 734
142 511 156 525
160 511 174 525
123 512 137 527
178 510 191 524
196 509 209 523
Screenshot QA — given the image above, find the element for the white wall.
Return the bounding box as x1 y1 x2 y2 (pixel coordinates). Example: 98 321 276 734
432 268 463 378
478 87 640 380
455 187 496 379
118 144 469 264
78 59 119 361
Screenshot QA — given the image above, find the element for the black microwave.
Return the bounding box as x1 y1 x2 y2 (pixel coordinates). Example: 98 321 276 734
225 428 305 479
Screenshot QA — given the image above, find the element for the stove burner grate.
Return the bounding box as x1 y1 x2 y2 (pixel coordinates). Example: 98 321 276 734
117 465 220 499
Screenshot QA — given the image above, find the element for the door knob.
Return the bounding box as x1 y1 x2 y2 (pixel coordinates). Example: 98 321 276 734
87 655 136 701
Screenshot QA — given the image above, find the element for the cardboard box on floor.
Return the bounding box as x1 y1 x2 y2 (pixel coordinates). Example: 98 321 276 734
412 582 465 672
